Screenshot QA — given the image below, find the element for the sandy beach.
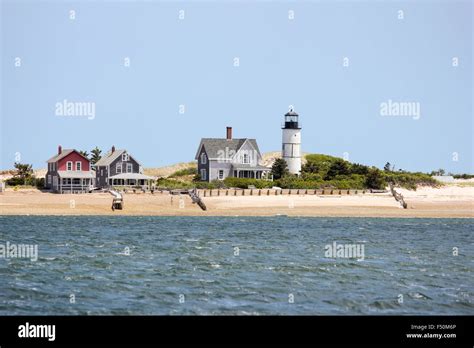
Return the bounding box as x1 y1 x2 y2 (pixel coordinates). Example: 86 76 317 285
0 185 472 218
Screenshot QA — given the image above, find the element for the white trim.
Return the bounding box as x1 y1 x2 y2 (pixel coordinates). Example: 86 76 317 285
116 162 122 174
75 161 82 171
200 169 207 181
122 153 129 162
126 163 133 173
66 161 73 171
218 169 224 180
201 152 207 164
237 139 261 161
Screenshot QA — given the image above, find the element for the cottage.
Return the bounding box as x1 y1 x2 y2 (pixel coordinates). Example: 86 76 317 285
195 127 271 182
45 145 94 193
95 146 153 189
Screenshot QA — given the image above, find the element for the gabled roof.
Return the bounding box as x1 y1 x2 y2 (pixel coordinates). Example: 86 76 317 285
95 149 126 166
95 149 142 167
47 149 89 163
195 138 261 160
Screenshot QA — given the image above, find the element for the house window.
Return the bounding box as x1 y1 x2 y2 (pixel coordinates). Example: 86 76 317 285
116 163 122 174
242 153 249 164
100 169 103 176
201 153 207 164
53 163 56 171
47 175 51 184
218 170 224 180
66 161 73 171
127 163 133 173
122 153 129 161
76 161 81 171
200 169 207 181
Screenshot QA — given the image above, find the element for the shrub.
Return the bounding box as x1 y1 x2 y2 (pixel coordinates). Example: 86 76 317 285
386 172 438 190
223 177 273 189
365 168 387 189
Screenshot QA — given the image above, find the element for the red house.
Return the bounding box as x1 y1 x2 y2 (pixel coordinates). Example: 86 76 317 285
45 145 94 193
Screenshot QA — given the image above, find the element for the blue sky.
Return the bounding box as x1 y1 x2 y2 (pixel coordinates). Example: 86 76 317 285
1 0 472 173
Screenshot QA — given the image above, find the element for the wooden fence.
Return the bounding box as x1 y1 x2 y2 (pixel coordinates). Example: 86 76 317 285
196 188 375 197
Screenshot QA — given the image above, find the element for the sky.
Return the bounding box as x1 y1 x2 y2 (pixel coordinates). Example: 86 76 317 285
1 0 472 173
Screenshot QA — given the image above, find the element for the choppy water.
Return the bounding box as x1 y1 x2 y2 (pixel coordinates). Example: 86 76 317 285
0 216 472 315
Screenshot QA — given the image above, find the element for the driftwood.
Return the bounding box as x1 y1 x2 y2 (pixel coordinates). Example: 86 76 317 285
188 189 207 211
389 183 407 209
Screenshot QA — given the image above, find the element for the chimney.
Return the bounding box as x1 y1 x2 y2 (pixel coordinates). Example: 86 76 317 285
226 127 232 140
111 145 115 153
58 145 62 155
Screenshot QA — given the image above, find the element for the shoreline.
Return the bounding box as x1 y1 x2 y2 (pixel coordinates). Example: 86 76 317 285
1 186 472 218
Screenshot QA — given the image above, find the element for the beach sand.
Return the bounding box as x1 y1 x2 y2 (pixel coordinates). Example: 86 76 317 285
0 186 472 218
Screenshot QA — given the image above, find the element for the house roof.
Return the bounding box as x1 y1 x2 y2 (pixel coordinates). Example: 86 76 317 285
95 149 127 166
285 110 299 116
195 138 261 160
231 164 271 171
47 149 89 163
109 173 154 180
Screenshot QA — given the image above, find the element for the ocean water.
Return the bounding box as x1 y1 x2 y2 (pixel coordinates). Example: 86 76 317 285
0 216 472 315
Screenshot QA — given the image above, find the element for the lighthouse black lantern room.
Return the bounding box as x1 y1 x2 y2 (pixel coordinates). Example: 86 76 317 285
283 108 301 129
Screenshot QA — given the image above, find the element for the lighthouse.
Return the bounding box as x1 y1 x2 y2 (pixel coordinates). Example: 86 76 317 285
282 108 302 175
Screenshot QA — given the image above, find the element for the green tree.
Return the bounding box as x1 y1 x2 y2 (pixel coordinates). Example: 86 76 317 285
325 159 351 180
365 168 386 189
350 163 369 175
90 147 102 165
271 158 289 180
14 162 33 180
7 163 34 186
79 150 89 158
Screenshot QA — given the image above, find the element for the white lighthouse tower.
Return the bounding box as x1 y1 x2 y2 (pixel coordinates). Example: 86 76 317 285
282 107 302 175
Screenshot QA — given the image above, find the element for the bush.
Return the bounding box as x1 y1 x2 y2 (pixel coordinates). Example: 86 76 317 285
155 178 194 189
223 177 273 189
35 177 45 189
6 176 25 186
453 174 474 179
365 168 387 189
386 172 438 190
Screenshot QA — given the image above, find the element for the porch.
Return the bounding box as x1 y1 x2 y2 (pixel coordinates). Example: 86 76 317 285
108 173 154 190
58 171 95 193
231 164 272 180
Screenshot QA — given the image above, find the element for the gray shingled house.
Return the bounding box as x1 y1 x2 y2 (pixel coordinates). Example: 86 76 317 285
95 146 154 189
195 127 271 182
